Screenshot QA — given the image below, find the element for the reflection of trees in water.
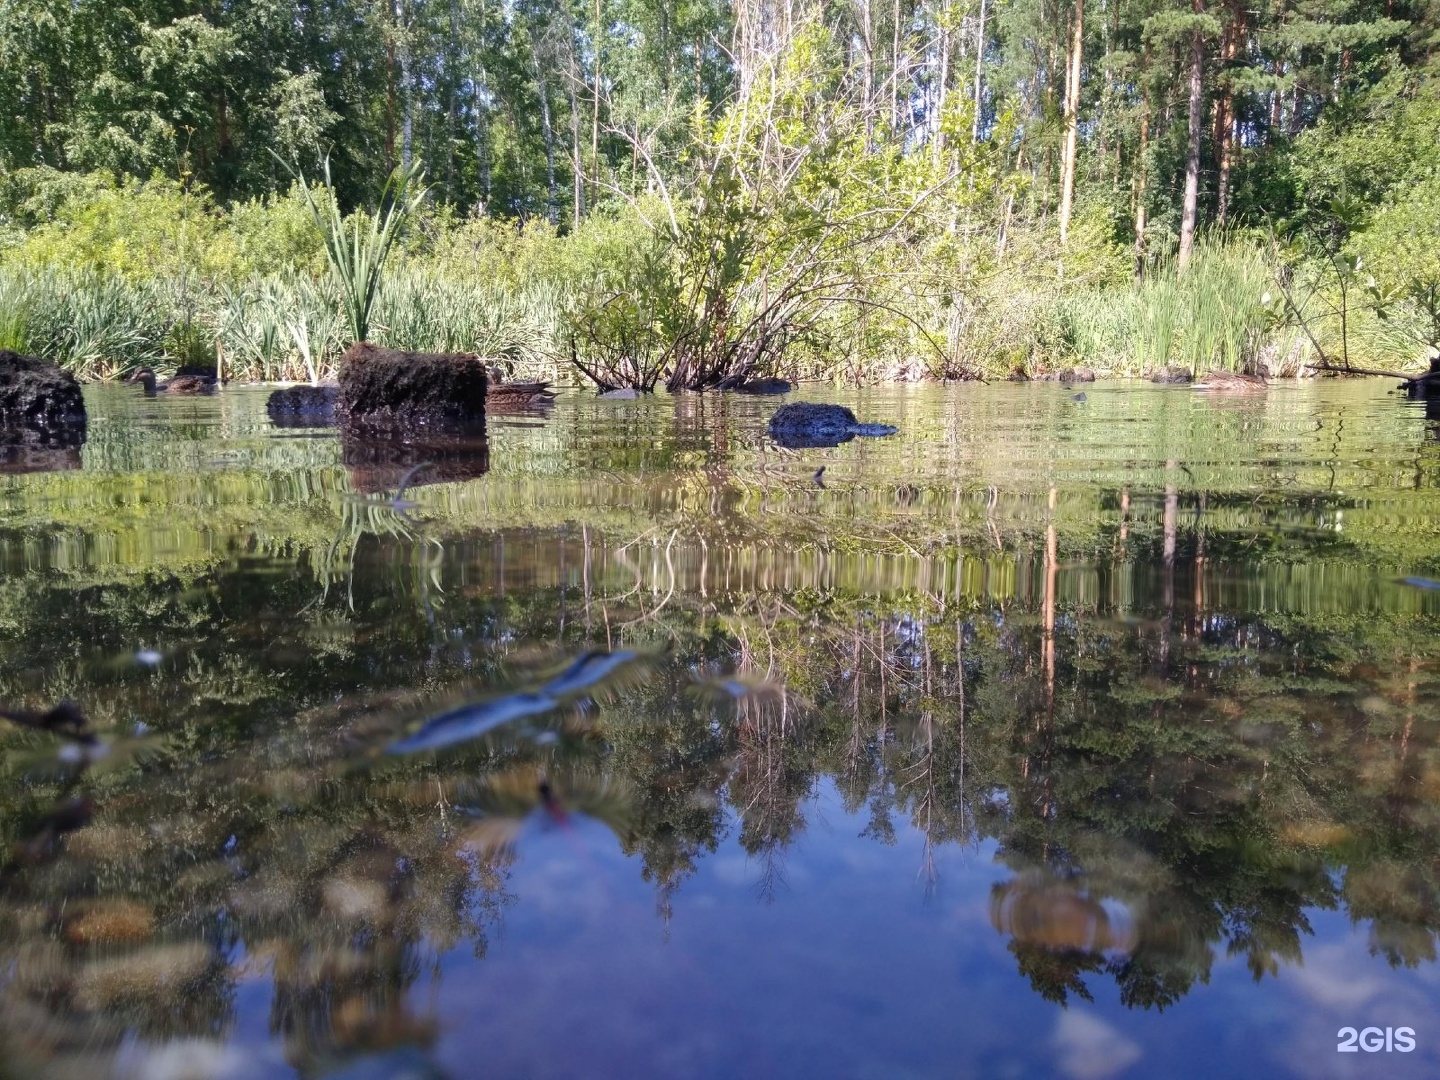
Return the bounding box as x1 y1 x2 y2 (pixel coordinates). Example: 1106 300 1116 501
1 497 1440 1067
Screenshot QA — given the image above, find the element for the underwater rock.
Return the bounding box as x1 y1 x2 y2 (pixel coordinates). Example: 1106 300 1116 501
0 350 86 447
597 388 640 400
63 899 157 946
1148 366 1193 384
767 402 898 448
337 342 488 424
266 384 340 427
74 942 215 1009
990 873 1138 956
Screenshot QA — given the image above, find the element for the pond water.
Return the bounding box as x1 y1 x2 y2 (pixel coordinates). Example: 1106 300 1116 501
3 380 1440 1079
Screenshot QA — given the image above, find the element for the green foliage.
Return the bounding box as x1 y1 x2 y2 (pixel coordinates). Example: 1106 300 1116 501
1352 176 1440 351
2 171 242 281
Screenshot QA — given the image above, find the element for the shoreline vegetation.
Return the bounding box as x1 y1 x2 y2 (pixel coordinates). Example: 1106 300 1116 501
0 7 1437 390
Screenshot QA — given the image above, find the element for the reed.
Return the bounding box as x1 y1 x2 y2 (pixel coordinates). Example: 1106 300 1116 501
0 272 32 354
298 157 427 346
1054 242 1270 374
370 270 561 377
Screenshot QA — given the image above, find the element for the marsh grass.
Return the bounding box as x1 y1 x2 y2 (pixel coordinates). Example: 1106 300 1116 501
0 273 32 353
1055 243 1272 374
0 265 567 382
370 271 561 376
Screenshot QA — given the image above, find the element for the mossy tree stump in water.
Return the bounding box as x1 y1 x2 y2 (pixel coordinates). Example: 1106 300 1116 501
0 350 87 446
336 343 489 425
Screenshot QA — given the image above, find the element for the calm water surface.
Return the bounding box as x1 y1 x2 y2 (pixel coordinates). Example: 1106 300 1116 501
3 381 1440 1079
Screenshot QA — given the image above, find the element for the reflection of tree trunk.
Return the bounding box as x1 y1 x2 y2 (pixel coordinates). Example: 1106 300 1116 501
847 622 863 773
1193 491 1206 628
1162 461 1178 666
582 523 592 635
1042 487 1057 820
1044 486 1057 696
957 618 967 840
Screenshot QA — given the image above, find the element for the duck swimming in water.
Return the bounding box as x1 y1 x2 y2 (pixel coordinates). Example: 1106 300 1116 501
487 365 556 408
1192 370 1267 392
126 367 217 396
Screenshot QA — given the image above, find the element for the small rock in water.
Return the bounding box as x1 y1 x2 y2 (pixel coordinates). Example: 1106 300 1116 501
598 388 640 400
1070 392 1088 402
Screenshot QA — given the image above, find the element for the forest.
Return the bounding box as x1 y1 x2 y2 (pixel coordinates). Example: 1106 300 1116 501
0 0 1438 386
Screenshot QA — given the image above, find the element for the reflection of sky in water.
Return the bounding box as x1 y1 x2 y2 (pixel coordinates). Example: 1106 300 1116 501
198 780 1432 1080
9 383 1440 1078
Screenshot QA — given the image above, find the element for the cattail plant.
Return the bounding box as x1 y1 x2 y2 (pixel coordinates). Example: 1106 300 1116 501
296 156 427 346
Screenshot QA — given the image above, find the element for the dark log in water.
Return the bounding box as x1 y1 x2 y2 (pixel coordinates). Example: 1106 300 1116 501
337 343 489 424
266 384 340 427
0 350 87 447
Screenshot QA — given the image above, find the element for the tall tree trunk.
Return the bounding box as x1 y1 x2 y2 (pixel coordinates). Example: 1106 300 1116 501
397 0 413 169
892 0 902 132
591 0 602 214
386 31 397 165
1133 55 1150 280
447 1 461 195
972 0 987 142
474 78 490 205
934 0 949 159
533 48 558 224
1178 11 1205 274
1058 0 1083 247
569 49 584 224
1214 1 1241 225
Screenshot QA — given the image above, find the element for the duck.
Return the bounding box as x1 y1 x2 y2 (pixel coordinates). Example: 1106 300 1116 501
487 365 556 409
1192 369 1267 392
126 367 217 396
